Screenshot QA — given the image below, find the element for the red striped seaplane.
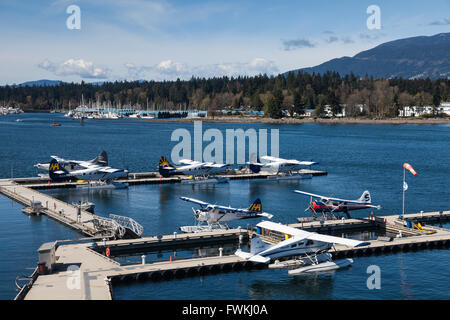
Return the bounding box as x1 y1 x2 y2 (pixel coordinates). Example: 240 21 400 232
293 189 382 220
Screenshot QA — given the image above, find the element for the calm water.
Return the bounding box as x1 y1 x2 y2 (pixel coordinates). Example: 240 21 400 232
0 113 449 299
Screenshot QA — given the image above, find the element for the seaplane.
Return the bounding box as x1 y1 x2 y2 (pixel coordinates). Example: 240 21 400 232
293 189 382 220
247 156 318 179
35 151 109 172
47 158 128 187
235 221 370 274
178 197 273 233
159 156 230 183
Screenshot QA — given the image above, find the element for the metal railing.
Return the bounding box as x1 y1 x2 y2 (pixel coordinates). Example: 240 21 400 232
109 214 144 237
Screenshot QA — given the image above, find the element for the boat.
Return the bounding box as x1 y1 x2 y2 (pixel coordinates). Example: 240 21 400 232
179 224 230 233
72 201 95 214
288 258 354 275
51 123 61 127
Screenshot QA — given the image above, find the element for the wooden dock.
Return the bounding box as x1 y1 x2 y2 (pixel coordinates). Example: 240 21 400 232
19 229 254 300
9 169 327 190
292 211 450 236
0 179 98 236
4 173 450 300
18 221 450 300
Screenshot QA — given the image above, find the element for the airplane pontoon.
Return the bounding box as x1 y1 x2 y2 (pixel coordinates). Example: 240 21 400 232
235 221 370 274
179 197 273 233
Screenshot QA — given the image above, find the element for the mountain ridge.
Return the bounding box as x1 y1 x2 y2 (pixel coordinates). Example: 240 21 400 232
287 33 450 79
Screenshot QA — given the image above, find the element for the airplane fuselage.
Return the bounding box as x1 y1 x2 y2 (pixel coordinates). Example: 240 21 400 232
259 163 305 174
69 167 128 181
256 238 332 260
311 200 373 213
195 208 261 223
175 164 227 177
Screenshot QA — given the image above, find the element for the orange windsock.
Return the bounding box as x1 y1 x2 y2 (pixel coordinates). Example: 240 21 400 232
403 163 417 176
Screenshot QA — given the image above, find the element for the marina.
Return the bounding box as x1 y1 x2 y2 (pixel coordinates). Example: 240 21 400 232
3 169 449 300
1 115 450 300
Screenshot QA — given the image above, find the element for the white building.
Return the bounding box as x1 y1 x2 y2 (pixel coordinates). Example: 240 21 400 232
399 103 450 117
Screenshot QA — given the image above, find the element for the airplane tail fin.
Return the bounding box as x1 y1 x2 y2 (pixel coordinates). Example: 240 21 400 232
91 151 108 166
159 156 175 177
48 159 71 181
250 234 271 255
247 198 262 212
248 156 262 173
358 190 371 203
234 235 271 264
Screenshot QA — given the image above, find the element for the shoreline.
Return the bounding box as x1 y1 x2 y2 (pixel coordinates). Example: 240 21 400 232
150 116 450 125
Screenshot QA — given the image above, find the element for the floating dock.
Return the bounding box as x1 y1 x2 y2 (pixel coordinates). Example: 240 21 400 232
17 229 253 300
9 169 327 190
15 210 450 300
0 179 141 239
4 173 450 300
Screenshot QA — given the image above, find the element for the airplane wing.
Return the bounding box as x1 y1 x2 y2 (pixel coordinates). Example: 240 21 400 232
293 190 329 200
179 197 210 207
178 159 203 165
260 156 284 163
261 156 317 166
256 221 370 247
203 163 228 168
50 155 70 163
305 233 370 247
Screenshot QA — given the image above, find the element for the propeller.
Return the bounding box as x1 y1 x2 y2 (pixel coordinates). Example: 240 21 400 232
304 196 314 212
192 207 199 219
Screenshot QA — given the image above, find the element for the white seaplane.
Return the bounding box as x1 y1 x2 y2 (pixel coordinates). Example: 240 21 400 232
247 156 318 180
293 189 382 220
179 197 273 233
235 221 370 274
159 156 230 183
35 151 109 172
47 157 128 188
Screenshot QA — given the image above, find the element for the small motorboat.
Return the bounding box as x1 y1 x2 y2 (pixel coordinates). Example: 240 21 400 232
288 258 354 275
51 123 61 127
72 200 95 213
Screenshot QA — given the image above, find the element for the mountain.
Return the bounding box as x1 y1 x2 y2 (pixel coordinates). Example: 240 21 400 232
287 33 450 80
16 79 64 87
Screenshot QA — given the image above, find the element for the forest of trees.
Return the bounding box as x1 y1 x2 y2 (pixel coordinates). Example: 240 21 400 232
1 71 449 119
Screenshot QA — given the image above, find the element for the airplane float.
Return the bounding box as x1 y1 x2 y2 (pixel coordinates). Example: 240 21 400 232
293 189 381 219
247 156 318 179
159 156 229 182
179 197 273 233
235 221 370 274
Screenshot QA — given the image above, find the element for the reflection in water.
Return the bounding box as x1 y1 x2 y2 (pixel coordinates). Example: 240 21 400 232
246 272 335 300
398 253 413 299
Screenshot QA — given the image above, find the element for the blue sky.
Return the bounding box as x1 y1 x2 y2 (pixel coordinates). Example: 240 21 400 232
0 0 449 84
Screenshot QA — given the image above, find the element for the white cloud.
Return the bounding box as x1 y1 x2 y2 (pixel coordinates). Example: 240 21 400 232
156 60 187 75
124 58 279 80
38 58 110 79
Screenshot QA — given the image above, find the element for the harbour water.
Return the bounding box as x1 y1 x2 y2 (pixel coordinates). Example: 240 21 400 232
0 113 449 299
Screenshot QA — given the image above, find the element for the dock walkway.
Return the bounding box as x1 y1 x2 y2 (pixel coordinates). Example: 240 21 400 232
10 169 327 190
23 229 251 300
0 179 97 236
21 222 450 300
